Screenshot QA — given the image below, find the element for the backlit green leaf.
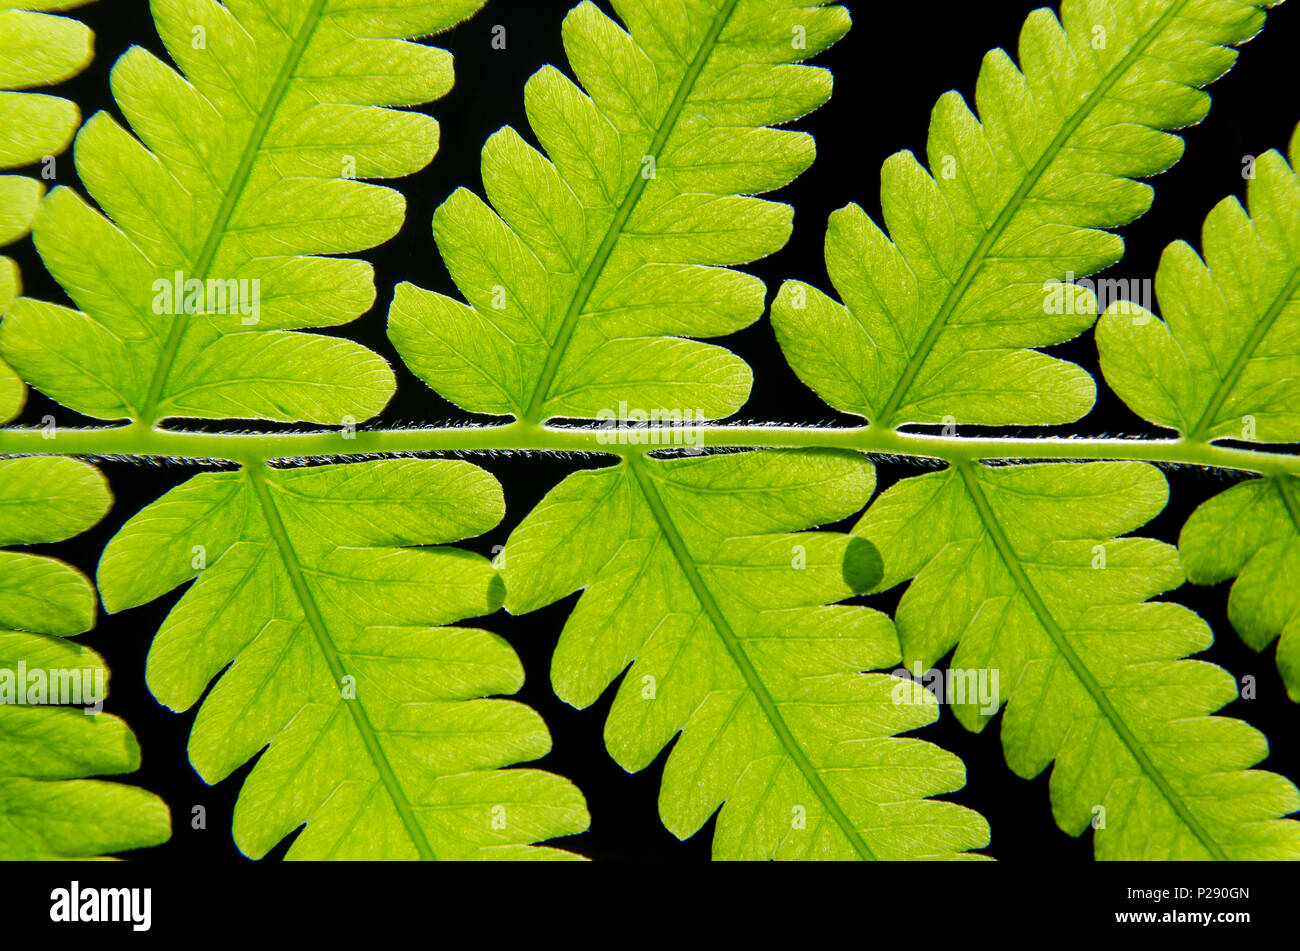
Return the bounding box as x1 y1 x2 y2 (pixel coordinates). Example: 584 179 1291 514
1098 127 1300 699
0 456 170 859
99 459 588 860
390 0 849 422
0 0 95 421
857 460 1300 859
504 449 990 860
772 0 1276 428
2 0 484 425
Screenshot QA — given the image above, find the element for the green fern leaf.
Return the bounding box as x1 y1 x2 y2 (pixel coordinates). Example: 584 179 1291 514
0 1 168 860
1098 126 1300 699
0 0 1292 867
389 0 849 422
0 0 96 419
771 0 1275 429
2 0 484 425
98 460 588 860
503 449 990 860
1097 127 1299 440
856 460 1300 859
0 456 170 858
1179 476 1300 701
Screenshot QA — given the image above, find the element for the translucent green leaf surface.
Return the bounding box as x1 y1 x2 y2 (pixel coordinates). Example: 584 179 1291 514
772 0 1276 428
390 0 849 422
857 460 1300 859
0 456 170 859
1098 128 1300 699
0 0 96 420
99 459 588 859
504 449 990 860
3 0 484 425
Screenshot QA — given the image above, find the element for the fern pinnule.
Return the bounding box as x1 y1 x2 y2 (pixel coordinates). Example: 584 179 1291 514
98 459 589 860
772 0 1279 430
390 0 851 423
504 449 991 860
3 0 485 426
857 460 1300 859
0 0 97 419
0 456 170 859
1099 125 1300 699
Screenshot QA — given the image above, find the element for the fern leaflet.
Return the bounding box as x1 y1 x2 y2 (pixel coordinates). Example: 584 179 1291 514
504 449 990 860
1099 126 1300 699
389 0 850 422
771 0 1276 429
856 460 1300 859
3 0 484 425
0 0 96 418
98 459 588 859
0 456 170 858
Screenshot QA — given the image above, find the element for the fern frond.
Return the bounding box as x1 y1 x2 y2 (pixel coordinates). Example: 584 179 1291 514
771 0 1276 429
2 0 484 425
0 456 170 858
389 0 849 423
0 0 96 419
1098 126 1300 699
856 461 1300 859
97 460 589 860
503 449 990 860
1179 476 1300 701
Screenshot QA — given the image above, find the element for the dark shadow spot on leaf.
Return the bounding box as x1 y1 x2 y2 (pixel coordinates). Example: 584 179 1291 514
842 536 882 594
487 572 507 613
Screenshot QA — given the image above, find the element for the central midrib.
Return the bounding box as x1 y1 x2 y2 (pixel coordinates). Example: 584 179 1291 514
956 462 1228 860
874 0 1191 429
1188 263 1300 440
626 455 878 860
520 0 740 423
246 465 437 860
1275 474 1300 537
137 0 330 424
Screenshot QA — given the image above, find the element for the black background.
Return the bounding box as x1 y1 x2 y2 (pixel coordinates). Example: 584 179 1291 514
7 0 1300 866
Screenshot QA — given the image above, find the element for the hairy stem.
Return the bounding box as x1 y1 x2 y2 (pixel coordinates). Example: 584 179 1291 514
0 422 1297 474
